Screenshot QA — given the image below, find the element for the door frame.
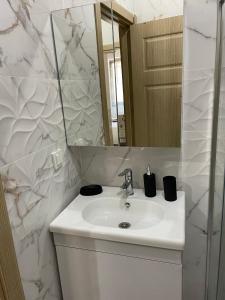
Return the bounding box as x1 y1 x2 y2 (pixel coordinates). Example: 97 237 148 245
95 2 135 146
0 177 25 300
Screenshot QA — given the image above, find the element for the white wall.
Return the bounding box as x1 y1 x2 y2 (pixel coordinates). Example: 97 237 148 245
0 1 82 299
116 0 183 23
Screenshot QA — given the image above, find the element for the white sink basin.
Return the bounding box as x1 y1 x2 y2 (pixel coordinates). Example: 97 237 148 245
50 186 185 250
82 197 164 229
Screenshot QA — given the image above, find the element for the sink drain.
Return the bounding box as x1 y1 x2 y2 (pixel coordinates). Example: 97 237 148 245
118 222 131 229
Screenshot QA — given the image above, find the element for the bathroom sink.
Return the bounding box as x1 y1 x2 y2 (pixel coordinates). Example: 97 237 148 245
50 186 185 250
82 197 164 229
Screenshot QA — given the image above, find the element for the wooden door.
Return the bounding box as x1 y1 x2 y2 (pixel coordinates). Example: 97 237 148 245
0 278 6 300
130 16 183 147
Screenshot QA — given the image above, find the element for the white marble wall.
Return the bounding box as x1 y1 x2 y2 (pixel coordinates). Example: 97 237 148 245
182 0 217 299
0 1 81 300
116 0 183 23
79 146 182 189
1 143 81 300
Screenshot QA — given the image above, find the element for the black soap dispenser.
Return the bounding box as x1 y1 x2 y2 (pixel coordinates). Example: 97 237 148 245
143 165 156 197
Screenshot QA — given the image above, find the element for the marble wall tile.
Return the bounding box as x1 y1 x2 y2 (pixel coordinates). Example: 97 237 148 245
183 221 207 300
6 0 58 14
52 5 99 80
182 69 215 132
52 4 104 146
182 169 210 300
181 0 217 299
53 0 105 12
0 1 56 78
182 131 211 163
79 146 182 189
116 0 183 23
1 140 81 300
0 77 64 167
133 0 183 23
61 79 104 146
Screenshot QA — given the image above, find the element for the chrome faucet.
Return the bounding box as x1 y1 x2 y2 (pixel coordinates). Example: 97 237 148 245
118 168 134 196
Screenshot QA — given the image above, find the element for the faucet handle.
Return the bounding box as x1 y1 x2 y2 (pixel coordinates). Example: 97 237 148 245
118 168 132 177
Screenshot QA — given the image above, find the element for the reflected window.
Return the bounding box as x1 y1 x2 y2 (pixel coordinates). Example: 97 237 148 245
107 49 124 121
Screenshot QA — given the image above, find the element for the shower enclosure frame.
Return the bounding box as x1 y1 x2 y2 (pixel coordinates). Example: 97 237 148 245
206 0 225 299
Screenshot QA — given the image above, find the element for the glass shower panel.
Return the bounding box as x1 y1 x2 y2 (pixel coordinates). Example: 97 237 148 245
208 2 225 299
216 3 225 298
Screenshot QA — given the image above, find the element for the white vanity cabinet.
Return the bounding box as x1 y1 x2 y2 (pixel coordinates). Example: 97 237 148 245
50 187 185 300
53 234 182 300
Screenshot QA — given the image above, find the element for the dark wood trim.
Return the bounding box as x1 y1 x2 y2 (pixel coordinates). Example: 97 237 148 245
101 2 135 25
0 177 25 300
119 24 134 146
94 3 113 145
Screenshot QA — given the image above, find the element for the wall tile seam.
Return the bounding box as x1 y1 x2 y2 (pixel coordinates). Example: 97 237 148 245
0 75 60 81
0 136 67 171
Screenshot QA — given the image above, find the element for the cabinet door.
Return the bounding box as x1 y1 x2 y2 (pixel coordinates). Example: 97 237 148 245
56 246 182 300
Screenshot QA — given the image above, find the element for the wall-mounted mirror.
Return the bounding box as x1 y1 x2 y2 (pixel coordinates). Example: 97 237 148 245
51 0 183 147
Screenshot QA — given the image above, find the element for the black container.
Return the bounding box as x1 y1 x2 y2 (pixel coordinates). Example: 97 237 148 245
143 173 156 197
163 176 177 201
80 185 103 196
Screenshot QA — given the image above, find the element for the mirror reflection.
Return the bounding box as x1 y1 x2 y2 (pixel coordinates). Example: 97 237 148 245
51 1 183 147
